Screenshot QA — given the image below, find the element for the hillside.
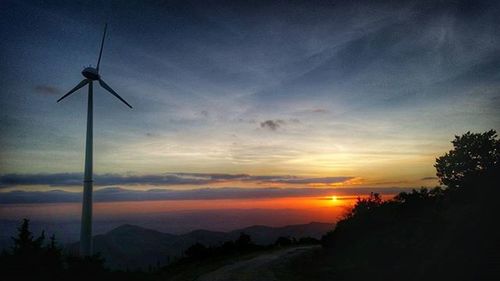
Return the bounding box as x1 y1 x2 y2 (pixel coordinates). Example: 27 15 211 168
279 170 500 280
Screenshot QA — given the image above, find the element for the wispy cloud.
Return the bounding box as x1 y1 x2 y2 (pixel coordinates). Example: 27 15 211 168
34 85 61 95
0 172 355 187
263 176 353 184
259 119 300 131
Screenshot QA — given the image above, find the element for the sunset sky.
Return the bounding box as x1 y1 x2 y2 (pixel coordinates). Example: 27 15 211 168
1 0 499 197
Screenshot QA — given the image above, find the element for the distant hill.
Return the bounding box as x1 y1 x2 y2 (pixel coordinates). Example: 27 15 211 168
67 222 333 269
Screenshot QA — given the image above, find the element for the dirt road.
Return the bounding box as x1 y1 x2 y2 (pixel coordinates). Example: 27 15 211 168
196 245 319 281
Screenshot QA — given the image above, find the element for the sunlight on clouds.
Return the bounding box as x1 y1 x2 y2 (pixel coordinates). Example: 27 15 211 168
1 0 498 188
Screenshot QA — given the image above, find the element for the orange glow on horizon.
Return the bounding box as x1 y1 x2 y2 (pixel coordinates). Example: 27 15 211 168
0 194 398 231
0 195 363 219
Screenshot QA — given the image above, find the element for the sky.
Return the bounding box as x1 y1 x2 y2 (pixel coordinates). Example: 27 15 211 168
1 0 499 195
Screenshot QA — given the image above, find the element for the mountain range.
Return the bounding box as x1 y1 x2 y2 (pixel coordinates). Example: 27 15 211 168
67 222 333 269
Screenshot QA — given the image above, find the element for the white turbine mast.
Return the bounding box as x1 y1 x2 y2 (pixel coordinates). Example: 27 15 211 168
57 23 132 256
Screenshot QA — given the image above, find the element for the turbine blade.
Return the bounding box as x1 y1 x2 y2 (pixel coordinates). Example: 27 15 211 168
99 79 133 109
96 23 107 71
57 79 89 103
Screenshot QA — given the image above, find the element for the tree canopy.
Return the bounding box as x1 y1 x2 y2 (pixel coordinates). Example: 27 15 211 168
435 130 499 188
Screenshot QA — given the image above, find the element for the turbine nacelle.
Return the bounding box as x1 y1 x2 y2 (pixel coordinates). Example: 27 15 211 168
82 67 100 80
57 24 132 109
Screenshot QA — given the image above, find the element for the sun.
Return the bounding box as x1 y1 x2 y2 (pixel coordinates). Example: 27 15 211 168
331 196 338 202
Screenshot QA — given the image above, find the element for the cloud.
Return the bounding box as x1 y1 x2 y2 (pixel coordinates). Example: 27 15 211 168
265 176 354 184
200 110 209 118
260 120 285 131
259 119 300 131
421 177 438 181
34 85 61 95
0 172 354 187
0 173 215 187
0 186 412 204
0 173 83 186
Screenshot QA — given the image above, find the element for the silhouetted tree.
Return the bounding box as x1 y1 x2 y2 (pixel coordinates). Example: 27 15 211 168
219 240 236 254
347 192 383 218
8 219 46 274
42 234 64 274
435 130 499 188
2 219 156 281
235 232 253 250
11 218 44 255
298 237 320 245
393 187 444 206
275 236 293 247
1 219 66 279
66 253 108 279
184 242 208 259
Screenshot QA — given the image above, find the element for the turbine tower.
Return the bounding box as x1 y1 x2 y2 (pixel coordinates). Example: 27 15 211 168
57 24 132 256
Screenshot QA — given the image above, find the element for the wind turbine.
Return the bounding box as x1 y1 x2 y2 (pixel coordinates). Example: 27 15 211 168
57 24 132 256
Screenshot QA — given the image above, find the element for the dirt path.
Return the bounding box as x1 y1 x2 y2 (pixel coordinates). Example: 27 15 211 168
196 245 319 281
